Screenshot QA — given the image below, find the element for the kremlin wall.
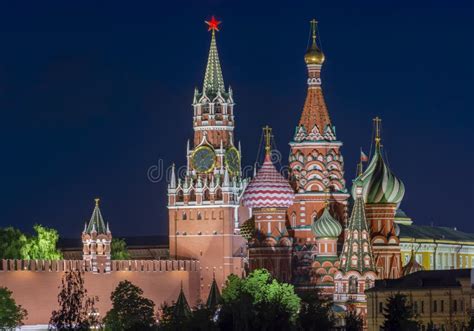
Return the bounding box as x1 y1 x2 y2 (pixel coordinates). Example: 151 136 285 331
1 18 474 329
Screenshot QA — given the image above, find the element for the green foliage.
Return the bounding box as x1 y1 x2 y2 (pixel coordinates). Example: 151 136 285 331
0 287 28 329
382 293 419 331
111 238 131 260
345 310 363 331
24 225 62 260
103 280 156 331
219 269 301 331
0 227 28 259
0 225 62 260
49 270 99 330
297 291 335 331
159 302 217 331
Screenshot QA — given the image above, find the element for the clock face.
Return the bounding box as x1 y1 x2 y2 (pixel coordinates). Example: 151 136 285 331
225 147 240 175
192 146 216 173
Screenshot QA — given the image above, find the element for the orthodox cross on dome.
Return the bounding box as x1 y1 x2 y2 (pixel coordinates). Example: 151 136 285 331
95 197 100 207
373 116 382 148
310 19 318 44
263 125 273 154
205 16 221 32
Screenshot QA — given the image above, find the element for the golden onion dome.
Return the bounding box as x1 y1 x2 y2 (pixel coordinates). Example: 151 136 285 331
304 44 325 65
304 19 325 65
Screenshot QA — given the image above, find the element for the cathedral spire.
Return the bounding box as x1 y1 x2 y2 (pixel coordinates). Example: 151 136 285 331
297 19 333 139
203 16 225 96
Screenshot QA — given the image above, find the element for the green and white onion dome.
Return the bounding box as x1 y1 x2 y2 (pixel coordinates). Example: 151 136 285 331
352 147 405 205
312 207 342 238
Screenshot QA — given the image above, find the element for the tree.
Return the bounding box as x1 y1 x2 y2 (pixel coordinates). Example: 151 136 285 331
49 270 99 330
0 287 28 329
297 291 335 331
111 238 131 260
345 310 363 331
103 280 156 330
218 269 301 331
0 225 62 260
0 227 28 259
382 293 419 331
23 224 62 260
159 302 217 331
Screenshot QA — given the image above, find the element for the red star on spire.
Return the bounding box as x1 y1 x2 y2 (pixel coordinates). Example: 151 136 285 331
205 16 221 32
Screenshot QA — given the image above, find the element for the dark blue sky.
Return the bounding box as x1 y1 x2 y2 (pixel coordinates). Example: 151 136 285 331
0 1 472 238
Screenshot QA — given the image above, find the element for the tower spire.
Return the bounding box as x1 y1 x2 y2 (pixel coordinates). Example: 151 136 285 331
203 16 225 96
263 125 272 156
297 19 332 137
373 116 382 149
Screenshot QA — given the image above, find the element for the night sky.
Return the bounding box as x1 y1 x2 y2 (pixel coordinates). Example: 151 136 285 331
0 1 472 238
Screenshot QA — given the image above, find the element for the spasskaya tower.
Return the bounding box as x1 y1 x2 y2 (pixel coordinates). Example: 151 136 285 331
167 17 247 300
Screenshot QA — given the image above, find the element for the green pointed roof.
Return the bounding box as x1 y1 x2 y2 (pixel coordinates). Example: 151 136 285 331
206 277 221 308
339 182 376 274
312 206 342 238
86 198 107 234
173 286 191 319
203 29 225 96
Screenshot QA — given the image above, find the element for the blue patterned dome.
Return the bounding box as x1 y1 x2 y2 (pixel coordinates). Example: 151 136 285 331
312 207 342 238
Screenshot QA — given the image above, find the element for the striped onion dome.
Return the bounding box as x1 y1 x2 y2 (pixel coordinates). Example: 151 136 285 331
312 207 342 238
352 146 405 205
241 154 294 208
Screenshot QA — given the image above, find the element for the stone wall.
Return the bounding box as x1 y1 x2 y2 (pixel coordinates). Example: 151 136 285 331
0 259 200 325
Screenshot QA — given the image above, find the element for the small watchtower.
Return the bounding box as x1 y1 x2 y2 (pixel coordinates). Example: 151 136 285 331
81 198 112 273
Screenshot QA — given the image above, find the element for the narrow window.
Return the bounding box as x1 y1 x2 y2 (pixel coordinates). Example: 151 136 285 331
433 300 437 313
441 300 444 312
453 300 457 312
421 300 424 313
379 302 383 313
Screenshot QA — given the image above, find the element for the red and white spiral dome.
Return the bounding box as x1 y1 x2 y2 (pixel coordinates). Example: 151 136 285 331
242 154 295 208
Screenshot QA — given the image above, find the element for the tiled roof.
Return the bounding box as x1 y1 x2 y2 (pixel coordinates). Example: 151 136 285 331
398 224 474 242
366 269 471 292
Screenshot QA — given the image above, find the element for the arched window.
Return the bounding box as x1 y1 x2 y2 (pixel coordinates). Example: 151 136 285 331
176 190 184 202
203 190 210 201
291 213 296 228
201 103 210 114
197 212 202 220
349 276 358 294
215 188 223 201
182 212 187 220
352 243 358 252
189 190 196 202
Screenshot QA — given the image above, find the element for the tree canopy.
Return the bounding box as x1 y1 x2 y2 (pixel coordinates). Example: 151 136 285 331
218 269 300 331
104 280 156 330
49 270 99 330
0 225 62 260
382 293 419 331
297 291 335 331
0 287 28 329
111 238 131 260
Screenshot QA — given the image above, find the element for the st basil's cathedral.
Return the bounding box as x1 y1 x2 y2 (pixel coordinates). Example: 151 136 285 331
167 16 410 319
